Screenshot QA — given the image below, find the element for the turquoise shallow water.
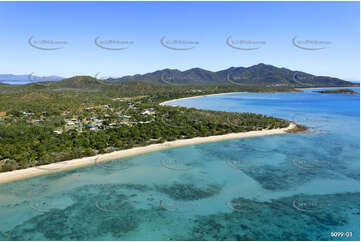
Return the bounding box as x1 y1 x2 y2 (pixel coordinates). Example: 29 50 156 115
0 89 359 241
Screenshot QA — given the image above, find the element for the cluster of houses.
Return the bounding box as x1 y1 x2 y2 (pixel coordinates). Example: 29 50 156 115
64 117 82 132
86 117 104 131
59 107 156 133
3 102 157 135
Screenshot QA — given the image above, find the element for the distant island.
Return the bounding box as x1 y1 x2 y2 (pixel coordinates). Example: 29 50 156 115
313 89 359 94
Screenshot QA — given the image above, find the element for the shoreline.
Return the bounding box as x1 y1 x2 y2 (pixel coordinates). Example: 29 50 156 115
159 92 246 106
0 123 296 184
160 87 360 106
299 86 360 90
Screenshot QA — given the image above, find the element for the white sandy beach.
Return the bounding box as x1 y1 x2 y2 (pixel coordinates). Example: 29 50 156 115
159 87 360 107
158 89 304 106
159 92 246 106
0 123 296 184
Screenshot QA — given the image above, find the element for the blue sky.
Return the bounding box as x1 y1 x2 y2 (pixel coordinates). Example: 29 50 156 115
0 1 359 81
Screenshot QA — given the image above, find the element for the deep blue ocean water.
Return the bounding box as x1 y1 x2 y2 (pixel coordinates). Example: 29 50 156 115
0 88 359 241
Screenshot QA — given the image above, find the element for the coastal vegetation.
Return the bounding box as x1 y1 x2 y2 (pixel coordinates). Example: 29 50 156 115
0 77 298 172
313 89 359 94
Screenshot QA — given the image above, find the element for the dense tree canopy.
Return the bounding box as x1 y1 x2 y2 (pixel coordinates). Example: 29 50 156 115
0 81 294 172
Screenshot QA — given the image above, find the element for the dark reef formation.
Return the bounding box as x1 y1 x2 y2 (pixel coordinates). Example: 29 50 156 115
185 193 360 241
154 183 222 201
1 180 358 241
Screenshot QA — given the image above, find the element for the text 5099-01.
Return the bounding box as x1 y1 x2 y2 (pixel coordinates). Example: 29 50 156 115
330 232 352 237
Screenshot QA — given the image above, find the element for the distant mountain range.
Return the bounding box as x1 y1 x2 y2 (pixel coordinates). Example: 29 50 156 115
0 74 63 84
0 64 358 87
108 63 357 87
